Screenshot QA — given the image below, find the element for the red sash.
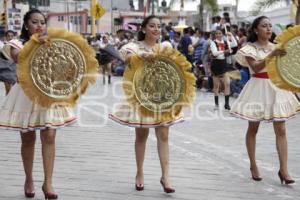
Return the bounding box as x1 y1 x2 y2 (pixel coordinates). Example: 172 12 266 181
252 72 269 79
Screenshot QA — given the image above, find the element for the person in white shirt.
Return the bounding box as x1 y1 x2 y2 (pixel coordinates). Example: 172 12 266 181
210 28 237 110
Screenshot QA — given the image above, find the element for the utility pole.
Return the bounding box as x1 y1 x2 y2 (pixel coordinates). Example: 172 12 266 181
151 0 154 15
67 0 70 31
91 0 96 36
111 0 113 33
2 0 8 31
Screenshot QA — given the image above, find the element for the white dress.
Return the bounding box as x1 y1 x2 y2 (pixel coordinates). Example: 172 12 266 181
109 41 184 128
230 42 300 121
0 42 76 133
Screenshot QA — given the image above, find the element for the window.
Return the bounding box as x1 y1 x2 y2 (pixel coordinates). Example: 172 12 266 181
223 7 230 11
37 0 50 6
58 16 65 22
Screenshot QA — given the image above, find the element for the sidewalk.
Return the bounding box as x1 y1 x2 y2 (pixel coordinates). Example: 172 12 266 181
0 76 299 200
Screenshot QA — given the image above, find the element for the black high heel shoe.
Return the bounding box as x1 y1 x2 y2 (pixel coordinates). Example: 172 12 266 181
250 168 262 181
135 183 144 191
160 179 175 193
278 170 295 185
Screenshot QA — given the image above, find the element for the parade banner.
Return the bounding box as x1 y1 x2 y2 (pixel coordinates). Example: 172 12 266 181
17 28 98 108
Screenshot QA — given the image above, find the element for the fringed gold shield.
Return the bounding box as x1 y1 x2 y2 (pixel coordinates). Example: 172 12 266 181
267 25 300 92
17 28 98 107
123 46 196 122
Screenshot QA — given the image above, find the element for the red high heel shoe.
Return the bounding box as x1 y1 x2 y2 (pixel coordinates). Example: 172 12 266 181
42 186 58 200
160 179 175 193
24 190 35 198
24 185 35 198
278 170 295 185
135 183 144 191
250 168 262 181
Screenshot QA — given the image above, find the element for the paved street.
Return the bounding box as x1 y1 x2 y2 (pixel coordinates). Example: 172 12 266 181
0 75 299 200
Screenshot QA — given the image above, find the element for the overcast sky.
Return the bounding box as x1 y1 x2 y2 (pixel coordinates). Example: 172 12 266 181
133 0 257 12
154 0 256 12
236 0 256 11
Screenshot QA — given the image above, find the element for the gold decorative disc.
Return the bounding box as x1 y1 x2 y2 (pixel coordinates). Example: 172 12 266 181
17 28 98 107
267 25 300 92
123 45 196 122
30 39 86 98
133 57 185 112
276 36 300 88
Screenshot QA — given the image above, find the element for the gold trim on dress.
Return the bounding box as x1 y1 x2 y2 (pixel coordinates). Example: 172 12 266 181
17 28 98 107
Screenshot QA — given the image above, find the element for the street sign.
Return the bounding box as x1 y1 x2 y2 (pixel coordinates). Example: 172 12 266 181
92 3 106 20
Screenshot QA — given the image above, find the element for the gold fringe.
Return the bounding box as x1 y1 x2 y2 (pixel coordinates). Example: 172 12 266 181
17 28 98 108
123 46 196 122
266 25 300 92
226 70 241 80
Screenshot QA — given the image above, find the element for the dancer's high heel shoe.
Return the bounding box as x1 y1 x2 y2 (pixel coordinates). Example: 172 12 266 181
278 170 295 185
24 184 35 198
24 190 35 198
160 179 175 193
42 186 58 199
250 168 262 181
135 183 144 191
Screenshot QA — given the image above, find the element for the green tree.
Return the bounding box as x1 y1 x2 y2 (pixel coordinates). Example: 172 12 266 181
199 0 218 28
252 0 300 24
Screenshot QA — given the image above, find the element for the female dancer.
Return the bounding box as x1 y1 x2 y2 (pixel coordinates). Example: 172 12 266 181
210 28 237 110
231 16 300 184
0 30 18 95
110 15 179 193
0 9 76 199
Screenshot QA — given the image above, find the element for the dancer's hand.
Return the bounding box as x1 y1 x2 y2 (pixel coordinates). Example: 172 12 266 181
140 52 155 62
269 48 287 57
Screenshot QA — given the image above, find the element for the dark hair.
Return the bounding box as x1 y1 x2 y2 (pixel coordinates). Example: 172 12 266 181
183 27 189 34
286 23 294 29
116 29 125 34
5 30 15 36
247 16 269 43
137 15 158 41
162 34 170 42
238 27 247 37
203 31 211 39
20 9 47 43
270 32 277 43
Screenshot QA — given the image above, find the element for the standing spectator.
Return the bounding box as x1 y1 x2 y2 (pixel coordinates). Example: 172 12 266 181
193 28 205 65
0 30 17 94
99 35 114 84
173 31 181 50
201 31 213 92
179 27 193 63
210 28 237 110
211 16 221 31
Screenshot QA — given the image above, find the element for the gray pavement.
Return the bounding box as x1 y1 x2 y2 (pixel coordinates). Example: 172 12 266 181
0 75 299 200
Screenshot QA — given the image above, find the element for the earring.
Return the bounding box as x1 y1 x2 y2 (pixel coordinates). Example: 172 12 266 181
142 31 145 34
25 27 28 30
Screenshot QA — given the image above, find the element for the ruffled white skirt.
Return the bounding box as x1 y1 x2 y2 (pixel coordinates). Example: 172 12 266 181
230 78 300 121
109 103 184 128
0 84 76 133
